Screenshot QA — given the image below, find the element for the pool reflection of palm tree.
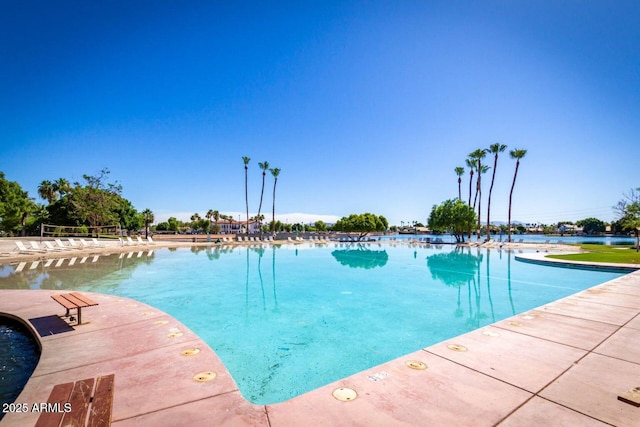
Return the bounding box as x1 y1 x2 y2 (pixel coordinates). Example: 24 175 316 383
426 247 484 325
507 249 516 315
331 244 389 269
257 246 266 311
271 244 279 313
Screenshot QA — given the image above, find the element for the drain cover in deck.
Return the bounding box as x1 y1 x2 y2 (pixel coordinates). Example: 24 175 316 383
406 360 427 370
332 387 357 401
181 348 200 356
447 344 468 352
193 371 217 382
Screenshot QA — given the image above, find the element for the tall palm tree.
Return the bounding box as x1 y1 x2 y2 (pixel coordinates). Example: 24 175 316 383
269 168 281 235
454 167 464 201
475 164 490 239
486 143 507 240
257 161 269 238
38 180 57 204
142 208 154 239
212 210 220 233
465 157 475 206
507 148 527 242
242 156 251 235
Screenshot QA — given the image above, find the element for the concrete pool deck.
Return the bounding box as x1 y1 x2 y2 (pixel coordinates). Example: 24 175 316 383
1 244 639 426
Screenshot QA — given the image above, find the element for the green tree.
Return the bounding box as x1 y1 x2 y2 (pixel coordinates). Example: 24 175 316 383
454 167 465 201
427 199 477 243
332 213 388 241
269 167 280 234
142 208 154 238
114 197 141 235
242 156 251 236
38 180 57 204
167 217 179 232
614 187 640 251
70 170 123 231
0 172 37 236
257 161 269 238
486 143 507 241
314 220 327 232
507 148 527 242
576 217 606 235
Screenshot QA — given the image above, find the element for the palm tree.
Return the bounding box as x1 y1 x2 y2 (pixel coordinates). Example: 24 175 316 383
269 168 281 235
212 210 220 233
507 148 527 242
465 158 475 206
242 156 251 235
257 161 269 238
475 164 490 240
469 149 487 211
53 178 71 197
455 167 464 201
486 143 507 240
38 180 57 204
142 209 154 239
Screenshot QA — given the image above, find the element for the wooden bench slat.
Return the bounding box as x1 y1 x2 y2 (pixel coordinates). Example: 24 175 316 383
61 378 95 427
51 294 78 310
69 292 99 307
62 294 92 308
87 374 115 427
34 382 74 427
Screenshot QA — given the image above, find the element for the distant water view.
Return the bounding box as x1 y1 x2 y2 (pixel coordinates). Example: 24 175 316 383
382 234 636 246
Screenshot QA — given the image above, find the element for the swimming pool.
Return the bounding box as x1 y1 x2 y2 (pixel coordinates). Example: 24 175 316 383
0 243 626 404
0 317 39 420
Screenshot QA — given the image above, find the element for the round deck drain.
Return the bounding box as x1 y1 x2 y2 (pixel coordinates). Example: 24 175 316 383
126 304 138 307
332 387 357 401
168 332 183 338
447 344 468 352
141 311 154 316
406 360 427 370
181 348 200 356
154 320 168 325
509 321 522 327
483 330 500 337
193 371 216 382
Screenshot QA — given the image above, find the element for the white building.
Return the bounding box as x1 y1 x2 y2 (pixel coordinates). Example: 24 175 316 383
214 219 260 234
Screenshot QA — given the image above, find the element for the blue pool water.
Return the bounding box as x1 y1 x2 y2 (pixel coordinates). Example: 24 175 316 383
0 243 627 404
0 317 40 420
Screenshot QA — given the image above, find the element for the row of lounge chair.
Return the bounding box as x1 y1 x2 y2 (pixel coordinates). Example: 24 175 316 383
119 236 156 246
15 238 109 254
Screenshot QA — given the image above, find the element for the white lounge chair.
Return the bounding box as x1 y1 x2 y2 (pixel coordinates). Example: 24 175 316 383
147 236 156 245
67 238 82 248
92 238 106 247
15 241 45 253
55 239 70 250
126 237 137 246
136 236 148 245
29 241 50 252
43 241 69 252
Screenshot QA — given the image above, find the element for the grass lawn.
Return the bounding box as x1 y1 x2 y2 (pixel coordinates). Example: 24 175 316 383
547 244 640 265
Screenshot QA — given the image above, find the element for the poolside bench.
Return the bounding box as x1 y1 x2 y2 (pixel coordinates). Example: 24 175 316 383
35 374 115 427
51 292 99 325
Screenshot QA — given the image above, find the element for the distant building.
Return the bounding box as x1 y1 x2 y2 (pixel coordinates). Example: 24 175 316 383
214 219 260 234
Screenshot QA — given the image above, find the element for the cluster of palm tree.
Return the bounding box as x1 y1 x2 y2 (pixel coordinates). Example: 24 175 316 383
37 178 71 203
455 144 527 242
242 157 281 237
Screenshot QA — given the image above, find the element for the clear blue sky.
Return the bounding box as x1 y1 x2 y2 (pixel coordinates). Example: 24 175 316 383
2 1 638 226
